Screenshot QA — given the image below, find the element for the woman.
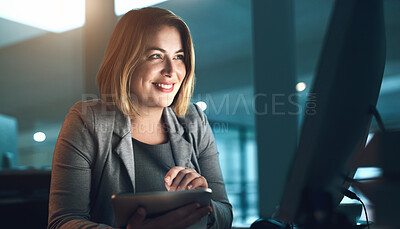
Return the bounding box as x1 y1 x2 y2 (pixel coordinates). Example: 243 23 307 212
48 7 233 229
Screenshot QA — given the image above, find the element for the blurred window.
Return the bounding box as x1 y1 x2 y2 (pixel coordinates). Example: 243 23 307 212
210 121 258 227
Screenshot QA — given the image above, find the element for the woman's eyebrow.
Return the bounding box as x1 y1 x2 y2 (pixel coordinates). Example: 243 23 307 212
146 47 165 53
145 47 184 53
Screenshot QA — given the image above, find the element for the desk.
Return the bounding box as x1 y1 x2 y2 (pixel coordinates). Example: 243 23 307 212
0 169 51 228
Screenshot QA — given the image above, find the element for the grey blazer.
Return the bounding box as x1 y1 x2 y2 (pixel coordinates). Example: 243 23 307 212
48 100 233 229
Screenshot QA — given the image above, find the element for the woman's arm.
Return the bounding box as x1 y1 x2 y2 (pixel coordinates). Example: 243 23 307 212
48 104 114 229
195 111 233 229
194 104 233 229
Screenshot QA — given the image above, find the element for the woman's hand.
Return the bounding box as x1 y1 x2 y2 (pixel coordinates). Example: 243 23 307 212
164 166 208 191
126 203 211 229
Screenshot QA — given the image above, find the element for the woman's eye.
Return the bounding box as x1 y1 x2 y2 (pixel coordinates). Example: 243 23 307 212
149 54 161 59
175 55 184 60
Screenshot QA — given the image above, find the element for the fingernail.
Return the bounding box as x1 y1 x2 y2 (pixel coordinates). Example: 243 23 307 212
165 176 170 182
188 185 193 190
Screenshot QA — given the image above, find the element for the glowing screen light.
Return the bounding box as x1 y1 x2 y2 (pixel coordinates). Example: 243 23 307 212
0 0 85 33
114 0 168 16
33 132 46 142
354 167 382 180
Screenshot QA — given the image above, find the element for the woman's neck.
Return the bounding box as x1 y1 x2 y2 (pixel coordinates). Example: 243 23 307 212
130 107 168 145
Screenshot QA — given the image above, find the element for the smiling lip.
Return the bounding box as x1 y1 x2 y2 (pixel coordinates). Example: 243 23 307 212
153 82 175 93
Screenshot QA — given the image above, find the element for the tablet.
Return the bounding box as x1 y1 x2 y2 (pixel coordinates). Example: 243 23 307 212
111 188 212 227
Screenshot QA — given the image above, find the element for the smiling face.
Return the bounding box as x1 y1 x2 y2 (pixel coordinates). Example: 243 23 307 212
130 25 186 114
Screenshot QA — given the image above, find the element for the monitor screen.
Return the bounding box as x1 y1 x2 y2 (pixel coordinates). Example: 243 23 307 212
274 0 386 225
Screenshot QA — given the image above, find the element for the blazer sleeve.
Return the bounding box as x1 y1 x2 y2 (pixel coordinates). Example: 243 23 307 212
48 103 115 229
192 104 233 229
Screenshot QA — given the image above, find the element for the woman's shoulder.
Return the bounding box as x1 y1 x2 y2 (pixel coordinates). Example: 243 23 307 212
64 99 130 136
183 103 207 123
69 99 103 112
66 99 121 129
68 99 118 117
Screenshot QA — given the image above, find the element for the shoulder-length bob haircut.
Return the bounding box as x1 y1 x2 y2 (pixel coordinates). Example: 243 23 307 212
97 7 195 117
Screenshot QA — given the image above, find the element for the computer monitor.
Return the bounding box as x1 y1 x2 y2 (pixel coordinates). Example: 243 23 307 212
274 0 386 225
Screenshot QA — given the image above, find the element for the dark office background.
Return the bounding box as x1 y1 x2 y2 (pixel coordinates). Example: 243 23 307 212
0 0 399 227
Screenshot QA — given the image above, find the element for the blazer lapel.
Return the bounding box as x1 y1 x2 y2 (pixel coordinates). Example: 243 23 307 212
110 105 136 192
113 134 136 192
169 133 196 168
164 108 196 169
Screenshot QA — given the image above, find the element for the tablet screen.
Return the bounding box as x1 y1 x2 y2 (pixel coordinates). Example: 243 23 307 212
111 188 212 227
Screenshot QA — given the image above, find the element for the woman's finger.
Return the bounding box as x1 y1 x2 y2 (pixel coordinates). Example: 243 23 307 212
165 167 198 191
164 166 186 186
187 176 208 190
168 168 192 191
176 172 201 191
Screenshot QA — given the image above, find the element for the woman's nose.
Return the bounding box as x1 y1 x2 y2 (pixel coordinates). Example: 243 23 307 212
162 58 175 77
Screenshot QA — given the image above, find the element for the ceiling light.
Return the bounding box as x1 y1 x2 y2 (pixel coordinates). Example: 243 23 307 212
196 101 207 111
114 0 168 16
296 82 306 92
33 132 46 142
0 0 85 33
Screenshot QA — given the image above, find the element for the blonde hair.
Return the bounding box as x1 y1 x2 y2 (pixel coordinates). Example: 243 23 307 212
97 7 195 117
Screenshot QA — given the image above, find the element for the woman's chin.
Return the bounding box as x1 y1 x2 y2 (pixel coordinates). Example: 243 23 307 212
147 100 175 110
157 98 175 108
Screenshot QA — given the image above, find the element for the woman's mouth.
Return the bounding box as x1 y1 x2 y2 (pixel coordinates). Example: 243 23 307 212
153 82 175 93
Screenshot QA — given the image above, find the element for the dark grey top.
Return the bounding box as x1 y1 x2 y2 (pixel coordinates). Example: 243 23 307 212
132 139 208 229
132 138 174 193
48 100 233 229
